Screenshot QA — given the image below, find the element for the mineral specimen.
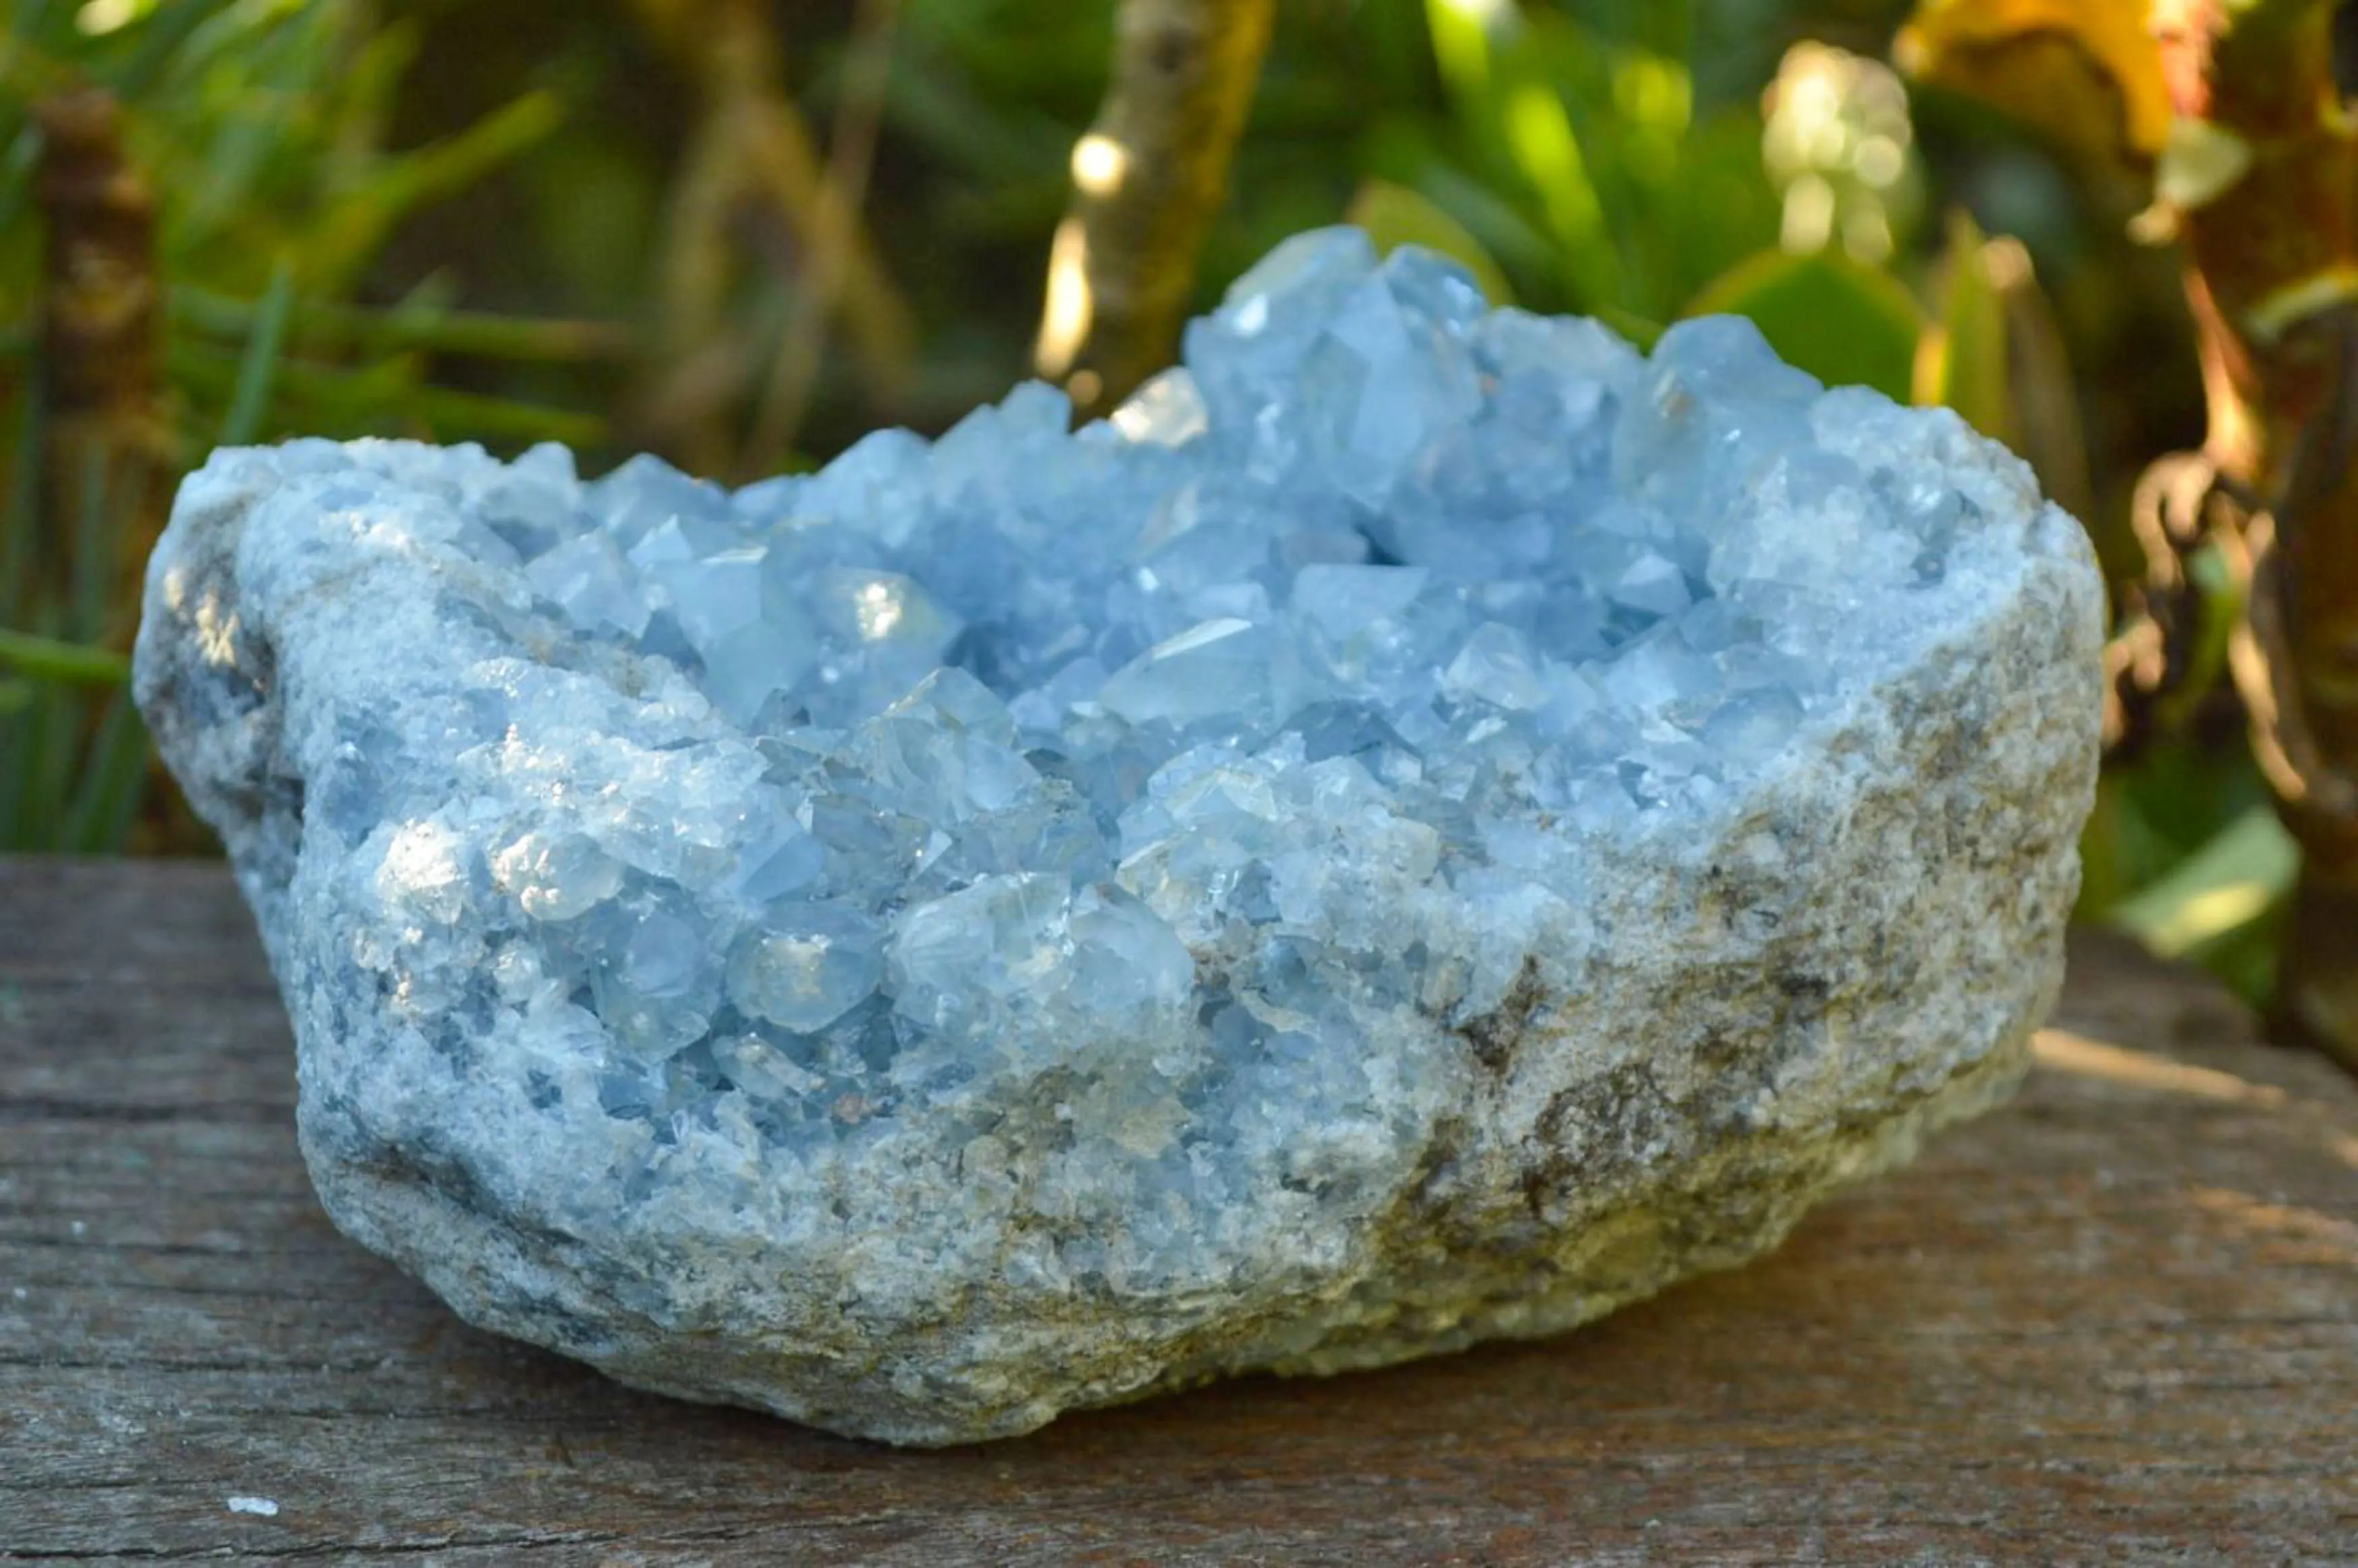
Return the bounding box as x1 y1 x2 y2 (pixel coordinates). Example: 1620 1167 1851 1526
135 229 2103 1445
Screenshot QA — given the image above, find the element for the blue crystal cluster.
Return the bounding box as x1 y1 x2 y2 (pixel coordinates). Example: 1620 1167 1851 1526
486 231 2014 829
237 228 2049 1284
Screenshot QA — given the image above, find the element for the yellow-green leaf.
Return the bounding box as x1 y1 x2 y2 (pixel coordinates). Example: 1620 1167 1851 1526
1683 247 1922 401
1894 0 2171 168
1915 209 2018 446
1420 0 1621 310
2107 806 2300 959
1345 180 1516 305
1914 213 2096 517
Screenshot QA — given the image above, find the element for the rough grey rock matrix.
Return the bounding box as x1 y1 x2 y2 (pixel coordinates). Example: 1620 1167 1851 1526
135 230 2105 1445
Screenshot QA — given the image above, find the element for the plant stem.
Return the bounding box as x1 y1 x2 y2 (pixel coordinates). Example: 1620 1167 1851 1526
1034 0 1276 416
2152 0 2358 1061
631 0 916 472
740 0 901 476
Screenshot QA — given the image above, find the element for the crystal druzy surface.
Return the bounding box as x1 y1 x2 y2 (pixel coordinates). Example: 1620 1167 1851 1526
136 230 2105 1444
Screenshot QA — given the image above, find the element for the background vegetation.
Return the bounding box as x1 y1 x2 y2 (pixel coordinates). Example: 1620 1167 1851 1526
0 0 2309 1014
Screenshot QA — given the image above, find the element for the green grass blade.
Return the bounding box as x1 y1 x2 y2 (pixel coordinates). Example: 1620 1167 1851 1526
176 339 608 448
219 261 296 447
0 706 24 843
5 682 75 848
298 90 564 295
71 438 116 636
113 0 239 98
1 383 40 624
63 689 150 853
883 51 1064 181
397 383 608 448
172 286 633 364
0 626 133 684
0 125 43 251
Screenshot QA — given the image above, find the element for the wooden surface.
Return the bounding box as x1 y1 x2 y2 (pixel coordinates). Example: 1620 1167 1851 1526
3 859 2355 1565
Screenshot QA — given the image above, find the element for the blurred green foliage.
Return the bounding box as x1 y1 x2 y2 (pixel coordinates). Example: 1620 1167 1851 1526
0 0 2280 993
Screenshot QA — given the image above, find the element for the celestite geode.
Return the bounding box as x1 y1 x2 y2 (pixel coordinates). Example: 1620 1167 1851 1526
135 230 2103 1445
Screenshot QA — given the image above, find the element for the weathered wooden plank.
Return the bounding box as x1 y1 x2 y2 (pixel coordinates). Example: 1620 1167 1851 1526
1 857 2354 1564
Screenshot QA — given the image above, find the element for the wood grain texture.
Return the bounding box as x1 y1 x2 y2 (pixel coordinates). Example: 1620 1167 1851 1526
1 858 2354 1565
